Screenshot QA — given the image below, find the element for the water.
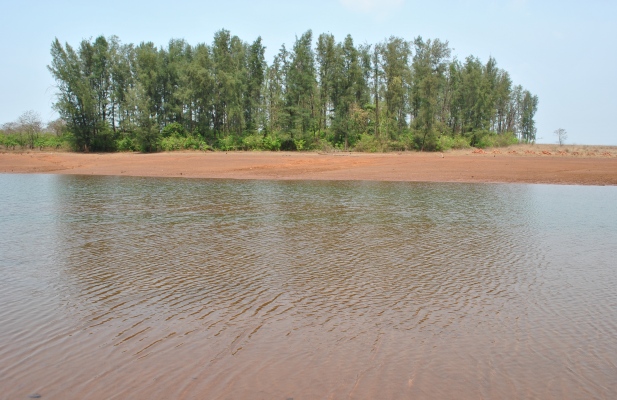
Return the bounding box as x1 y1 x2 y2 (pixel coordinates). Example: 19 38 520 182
1 174 616 399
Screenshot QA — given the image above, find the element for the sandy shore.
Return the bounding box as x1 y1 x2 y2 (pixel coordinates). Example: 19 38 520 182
1 146 616 185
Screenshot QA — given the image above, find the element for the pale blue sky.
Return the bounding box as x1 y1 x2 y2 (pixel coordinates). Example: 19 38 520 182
1 0 615 145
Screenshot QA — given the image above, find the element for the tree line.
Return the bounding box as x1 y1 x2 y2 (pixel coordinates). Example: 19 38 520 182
47 30 539 152
0 111 66 150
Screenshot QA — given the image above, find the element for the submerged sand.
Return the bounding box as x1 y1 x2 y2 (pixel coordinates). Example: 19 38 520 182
1 145 616 185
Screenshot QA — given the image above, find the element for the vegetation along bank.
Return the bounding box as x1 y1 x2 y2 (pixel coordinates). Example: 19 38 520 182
41 30 538 153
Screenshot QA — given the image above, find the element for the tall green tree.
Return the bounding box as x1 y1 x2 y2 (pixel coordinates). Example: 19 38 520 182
520 90 539 143
245 37 266 133
186 43 215 140
316 33 337 133
49 38 104 151
411 37 451 150
212 30 248 140
286 30 317 141
49 32 538 152
380 36 411 138
264 46 288 135
332 35 366 148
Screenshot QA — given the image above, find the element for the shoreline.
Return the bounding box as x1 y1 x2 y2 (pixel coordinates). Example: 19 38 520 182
1 147 617 186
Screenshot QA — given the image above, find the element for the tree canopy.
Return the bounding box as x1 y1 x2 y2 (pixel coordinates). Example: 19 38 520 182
49 31 538 152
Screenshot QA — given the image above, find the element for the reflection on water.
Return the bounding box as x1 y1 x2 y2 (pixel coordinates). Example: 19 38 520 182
1 175 616 399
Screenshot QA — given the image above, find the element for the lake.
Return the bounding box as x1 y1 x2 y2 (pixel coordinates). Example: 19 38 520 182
1 174 616 399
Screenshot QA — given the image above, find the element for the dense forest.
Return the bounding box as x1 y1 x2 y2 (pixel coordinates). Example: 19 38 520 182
46 30 539 152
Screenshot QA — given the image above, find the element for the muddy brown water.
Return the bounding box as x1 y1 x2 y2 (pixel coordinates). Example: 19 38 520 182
1 175 616 399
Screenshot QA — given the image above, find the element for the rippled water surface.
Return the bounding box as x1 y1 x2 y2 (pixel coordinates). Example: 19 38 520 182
1 175 616 399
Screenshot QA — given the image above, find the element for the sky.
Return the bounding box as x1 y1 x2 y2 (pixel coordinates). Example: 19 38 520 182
1 0 616 145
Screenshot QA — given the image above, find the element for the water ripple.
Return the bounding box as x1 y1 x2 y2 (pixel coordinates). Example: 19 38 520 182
1 176 616 399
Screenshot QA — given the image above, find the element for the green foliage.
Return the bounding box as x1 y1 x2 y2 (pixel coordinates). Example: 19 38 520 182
0 131 70 151
474 131 519 148
520 92 539 143
466 129 490 148
239 134 282 151
34 134 69 150
435 135 471 151
312 137 335 152
262 135 281 151
90 129 117 152
48 37 115 152
1 134 24 150
48 32 537 153
388 131 416 151
279 138 297 151
159 135 207 151
241 134 264 150
217 135 238 151
161 122 186 138
238 133 282 151
285 31 318 139
116 136 137 151
293 139 306 151
353 134 386 152
136 125 160 153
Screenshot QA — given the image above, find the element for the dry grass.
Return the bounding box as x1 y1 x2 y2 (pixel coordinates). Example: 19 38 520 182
448 143 617 158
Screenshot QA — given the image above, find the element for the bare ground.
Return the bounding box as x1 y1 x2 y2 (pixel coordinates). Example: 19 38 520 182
1 145 616 185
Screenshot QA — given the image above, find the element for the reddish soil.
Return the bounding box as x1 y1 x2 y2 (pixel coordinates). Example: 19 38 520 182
1 149 616 185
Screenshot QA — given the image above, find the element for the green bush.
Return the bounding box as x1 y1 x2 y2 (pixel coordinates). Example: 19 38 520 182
136 125 160 153
116 136 137 151
2 133 26 149
464 129 489 148
416 130 444 151
388 132 416 151
280 138 297 151
436 135 471 151
159 136 208 151
242 134 264 150
90 130 117 152
262 135 281 151
34 134 67 150
353 134 385 152
161 122 186 138
312 137 334 152
1 134 19 149
293 139 306 151
217 135 237 151
160 136 180 151
495 131 519 147
475 131 519 148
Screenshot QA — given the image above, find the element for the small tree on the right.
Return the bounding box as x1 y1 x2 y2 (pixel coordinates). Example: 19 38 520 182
554 128 567 146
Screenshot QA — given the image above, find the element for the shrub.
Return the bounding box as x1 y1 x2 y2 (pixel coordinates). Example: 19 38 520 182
262 135 281 151
217 135 237 151
280 138 297 151
161 122 186 138
136 125 160 153
293 139 306 151
90 130 116 152
465 129 490 148
475 131 519 148
436 135 471 151
1 134 20 150
353 134 385 152
159 136 181 151
116 136 137 151
312 137 334 152
159 136 207 151
34 134 68 150
389 132 416 151
495 131 519 147
242 134 264 150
